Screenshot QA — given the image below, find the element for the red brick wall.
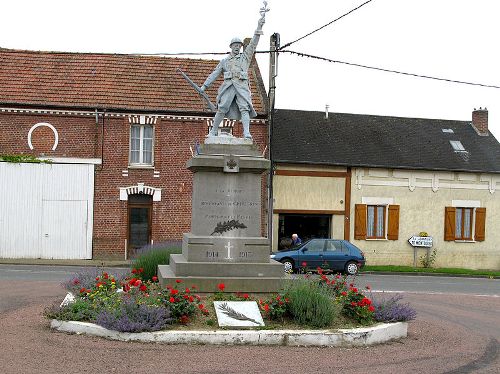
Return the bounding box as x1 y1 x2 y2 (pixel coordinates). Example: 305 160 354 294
0 112 97 157
0 111 269 260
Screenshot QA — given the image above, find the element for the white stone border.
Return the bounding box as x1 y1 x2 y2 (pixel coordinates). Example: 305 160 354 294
51 320 407 347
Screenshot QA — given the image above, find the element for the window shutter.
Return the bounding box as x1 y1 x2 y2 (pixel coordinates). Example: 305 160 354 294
474 208 486 242
354 204 367 240
387 205 400 240
444 207 456 241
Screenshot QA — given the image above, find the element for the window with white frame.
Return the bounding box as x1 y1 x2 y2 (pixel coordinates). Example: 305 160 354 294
130 125 153 166
354 200 400 241
444 201 486 242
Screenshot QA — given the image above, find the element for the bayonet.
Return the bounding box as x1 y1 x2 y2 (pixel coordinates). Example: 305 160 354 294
177 68 216 112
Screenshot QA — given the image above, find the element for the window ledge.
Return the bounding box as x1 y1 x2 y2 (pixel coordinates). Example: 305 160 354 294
454 240 476 243
128 165 155 170
365 238 388 241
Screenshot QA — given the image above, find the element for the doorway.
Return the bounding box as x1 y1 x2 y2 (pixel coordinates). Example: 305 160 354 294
128 194 152 257
278 214 331 250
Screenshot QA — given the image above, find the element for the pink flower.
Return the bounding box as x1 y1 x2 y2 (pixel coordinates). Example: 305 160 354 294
152 276 158 282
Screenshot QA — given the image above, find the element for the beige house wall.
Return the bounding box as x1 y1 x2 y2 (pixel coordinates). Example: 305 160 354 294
272 166 347 250
350 168 500 270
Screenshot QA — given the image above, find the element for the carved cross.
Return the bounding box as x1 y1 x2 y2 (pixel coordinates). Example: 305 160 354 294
224 241 234 260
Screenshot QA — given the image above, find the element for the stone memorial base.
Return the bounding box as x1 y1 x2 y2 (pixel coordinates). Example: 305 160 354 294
158 137 284 293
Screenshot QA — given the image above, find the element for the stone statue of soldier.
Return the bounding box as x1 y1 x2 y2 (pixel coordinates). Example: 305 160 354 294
200 3 269 139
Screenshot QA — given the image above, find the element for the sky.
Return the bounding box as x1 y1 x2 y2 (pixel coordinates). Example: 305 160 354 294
2 0 500 138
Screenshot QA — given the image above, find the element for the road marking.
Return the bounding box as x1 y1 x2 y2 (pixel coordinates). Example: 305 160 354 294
370 290 499 298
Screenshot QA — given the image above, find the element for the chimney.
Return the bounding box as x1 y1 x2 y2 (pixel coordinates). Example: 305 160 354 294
472 107 488 135
325 104 329 119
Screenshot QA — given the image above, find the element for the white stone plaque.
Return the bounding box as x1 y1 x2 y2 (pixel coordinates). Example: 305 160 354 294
214 301 265 327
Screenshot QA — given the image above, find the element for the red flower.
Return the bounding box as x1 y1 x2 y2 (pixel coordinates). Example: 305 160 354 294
341 291 347 296
198 304 205 310
131 269 137 274
243 293 249 299
202 309 209 315
169 297 175 303
301 262 307 267
123 284 131 292
95 277 100 281
185 288 190 293
73 279 80 285
179 315 189 324
152 276 158 282
189 296 194 302
175 279 182 284
350 287 358 293
362 297 371 305
217 283 225 292
351 302 357 307
138 268 144 273
139 284 147 292
133 280 142 287
368 306 375 312
264 304 270 312
317 267 323 274
103 273 109 279
170 289 179 296
79 287 86 294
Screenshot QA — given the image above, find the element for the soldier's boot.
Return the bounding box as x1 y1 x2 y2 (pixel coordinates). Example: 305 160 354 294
241 111 252 139
207 111 225 136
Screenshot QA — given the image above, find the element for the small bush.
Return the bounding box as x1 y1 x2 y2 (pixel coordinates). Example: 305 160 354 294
285 278 339 328
131 242 182 281
44 299 98 322
95 298 172 333
372 293 417 322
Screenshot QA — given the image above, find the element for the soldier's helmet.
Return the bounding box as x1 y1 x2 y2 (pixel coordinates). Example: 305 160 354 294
229 37 243 48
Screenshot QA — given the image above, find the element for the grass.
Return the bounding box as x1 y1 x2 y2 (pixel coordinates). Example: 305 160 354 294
361 265 500 277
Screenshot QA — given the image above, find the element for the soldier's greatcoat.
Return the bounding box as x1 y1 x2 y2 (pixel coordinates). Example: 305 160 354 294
202 29 262 120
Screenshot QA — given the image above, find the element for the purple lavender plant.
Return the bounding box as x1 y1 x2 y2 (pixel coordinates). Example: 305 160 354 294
371 293 417 322
96 299 172 333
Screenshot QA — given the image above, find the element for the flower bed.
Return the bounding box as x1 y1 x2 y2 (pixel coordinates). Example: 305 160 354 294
45 267 416 335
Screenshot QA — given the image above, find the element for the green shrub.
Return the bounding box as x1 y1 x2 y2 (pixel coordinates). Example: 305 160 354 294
44 299 98 321
131 243 181 281
284 278 339 328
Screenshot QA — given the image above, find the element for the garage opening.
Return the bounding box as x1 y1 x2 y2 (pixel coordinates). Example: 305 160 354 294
278 214 331 250
128 194 152 257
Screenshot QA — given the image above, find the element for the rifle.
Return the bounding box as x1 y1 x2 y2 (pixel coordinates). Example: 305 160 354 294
177 68 216 112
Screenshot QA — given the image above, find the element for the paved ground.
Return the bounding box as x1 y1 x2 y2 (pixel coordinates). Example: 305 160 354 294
0 269 498 373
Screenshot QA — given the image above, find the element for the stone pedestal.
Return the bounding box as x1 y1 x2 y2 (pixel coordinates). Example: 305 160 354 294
158 136 283 292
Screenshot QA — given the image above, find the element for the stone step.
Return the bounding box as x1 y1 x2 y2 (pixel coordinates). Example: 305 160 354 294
158 264 285 293
169 254 284 278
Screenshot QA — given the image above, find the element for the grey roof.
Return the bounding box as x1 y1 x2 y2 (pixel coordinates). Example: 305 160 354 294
272 109 500 173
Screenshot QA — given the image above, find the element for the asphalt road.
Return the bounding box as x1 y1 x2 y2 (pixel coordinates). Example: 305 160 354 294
0 264 498 373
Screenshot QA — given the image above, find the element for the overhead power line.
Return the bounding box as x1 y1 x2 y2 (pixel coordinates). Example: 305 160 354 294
279 0 374 50
282 50 500 89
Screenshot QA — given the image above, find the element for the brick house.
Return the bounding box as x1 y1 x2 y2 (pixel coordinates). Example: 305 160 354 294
271 108 500 270
0 48 268 259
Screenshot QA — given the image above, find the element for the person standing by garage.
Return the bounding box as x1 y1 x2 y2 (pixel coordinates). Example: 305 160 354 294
291 233 302 246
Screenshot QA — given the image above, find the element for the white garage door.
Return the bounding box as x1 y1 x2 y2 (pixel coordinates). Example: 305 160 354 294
0 162 94 259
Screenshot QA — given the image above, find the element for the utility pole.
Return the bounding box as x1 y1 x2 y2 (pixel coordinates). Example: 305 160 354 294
267 32 279 250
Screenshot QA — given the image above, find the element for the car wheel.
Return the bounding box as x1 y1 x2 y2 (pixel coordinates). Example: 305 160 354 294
280 259 295 273
345 261 359 275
